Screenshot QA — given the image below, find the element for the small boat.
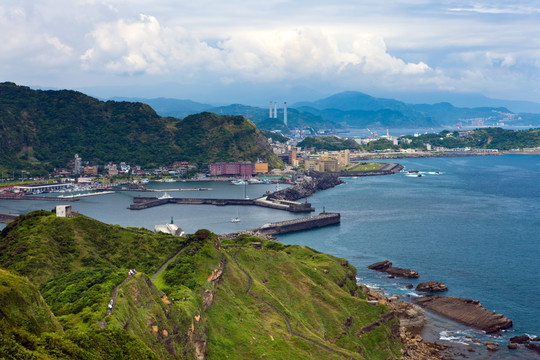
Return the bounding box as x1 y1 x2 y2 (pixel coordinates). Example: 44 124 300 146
231 179 247 185
231 207 240 223
248 178 264 184
158 192 172 199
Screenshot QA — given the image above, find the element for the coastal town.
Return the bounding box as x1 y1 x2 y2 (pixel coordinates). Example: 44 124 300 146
3 125 536 197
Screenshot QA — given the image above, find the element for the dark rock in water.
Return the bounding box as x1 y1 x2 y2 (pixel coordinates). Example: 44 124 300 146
367 260 419 278
385 266 419 278
367 260 392 271
507 343 519 350
510 335 530 344
413 295 512 333
532 337 540 342
405 284 414 289
526 344 540 354
416 281 448 292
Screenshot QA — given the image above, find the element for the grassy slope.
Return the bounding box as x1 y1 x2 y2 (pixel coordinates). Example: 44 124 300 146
203 236 402 359
0 213 402 359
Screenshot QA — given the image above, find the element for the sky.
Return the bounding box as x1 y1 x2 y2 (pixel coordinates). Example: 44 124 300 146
1 0 540 105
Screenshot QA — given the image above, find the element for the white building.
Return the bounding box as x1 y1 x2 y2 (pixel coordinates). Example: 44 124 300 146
154 218 184 236
56 205 72 217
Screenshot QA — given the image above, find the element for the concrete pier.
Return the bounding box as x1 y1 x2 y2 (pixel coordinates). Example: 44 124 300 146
338 163 404 177
0 213 19 224
129 196 314 213
0 195 79 202
221 212 340 239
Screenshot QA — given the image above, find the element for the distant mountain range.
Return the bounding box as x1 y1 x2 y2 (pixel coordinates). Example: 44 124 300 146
112 91 540 131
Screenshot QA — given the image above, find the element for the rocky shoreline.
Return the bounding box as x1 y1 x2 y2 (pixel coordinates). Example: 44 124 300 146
267 171 344 202
413 295 513 334
365 260 540 358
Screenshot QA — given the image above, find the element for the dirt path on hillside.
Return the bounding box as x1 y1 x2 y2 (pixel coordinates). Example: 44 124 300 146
231 249 354 359
99 244 187 329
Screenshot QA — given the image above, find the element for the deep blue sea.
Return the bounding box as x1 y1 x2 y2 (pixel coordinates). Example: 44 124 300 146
1 155 539 358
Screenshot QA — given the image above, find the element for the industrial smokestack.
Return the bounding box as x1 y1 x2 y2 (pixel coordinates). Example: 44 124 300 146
273 102 277 118
284 102 287 126
269 101 273 118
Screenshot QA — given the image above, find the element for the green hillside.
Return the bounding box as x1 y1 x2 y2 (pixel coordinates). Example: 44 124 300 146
0 82 281 174
0 211 403 359
298 136 361 151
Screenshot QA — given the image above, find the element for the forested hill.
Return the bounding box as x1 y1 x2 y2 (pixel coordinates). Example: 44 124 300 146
0 82 281 173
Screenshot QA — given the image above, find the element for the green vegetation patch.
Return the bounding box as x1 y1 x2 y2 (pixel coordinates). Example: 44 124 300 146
205 236 402 359
344 162 385 172
299 136 361 151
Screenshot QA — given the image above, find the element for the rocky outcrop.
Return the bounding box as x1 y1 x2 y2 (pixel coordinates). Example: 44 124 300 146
267 171 343 201
510 335 531 344
389 301 427 330
413 295 512 333
367 260 419 278
416 281 448 292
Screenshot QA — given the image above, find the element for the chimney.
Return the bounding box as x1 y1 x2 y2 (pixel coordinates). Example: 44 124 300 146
284 102 288 126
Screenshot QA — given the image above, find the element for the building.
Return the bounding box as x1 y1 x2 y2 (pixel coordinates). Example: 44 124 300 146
56 205 72 218
304 158 339 172
208 162 254 177
254 162 268 174
154 218 184 236
74 154 82 175
84 165 98 175
303 150 350 172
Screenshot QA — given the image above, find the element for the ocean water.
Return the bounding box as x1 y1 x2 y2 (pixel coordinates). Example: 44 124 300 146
1 155 539 358
278 155 540 358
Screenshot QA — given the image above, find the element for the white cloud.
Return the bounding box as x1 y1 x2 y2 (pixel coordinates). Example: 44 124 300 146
81 14 220 75
81 16 431 86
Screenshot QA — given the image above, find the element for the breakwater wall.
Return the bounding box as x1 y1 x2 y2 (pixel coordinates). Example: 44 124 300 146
129 196 314 213
0 195 79 202
0 213 19 224
338 163 404 177
221 212 340 239
268 171 344 202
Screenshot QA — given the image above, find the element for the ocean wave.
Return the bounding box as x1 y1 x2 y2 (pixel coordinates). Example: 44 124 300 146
439 330 473 345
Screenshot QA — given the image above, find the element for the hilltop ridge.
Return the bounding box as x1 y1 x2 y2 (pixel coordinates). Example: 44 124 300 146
0 211 411 359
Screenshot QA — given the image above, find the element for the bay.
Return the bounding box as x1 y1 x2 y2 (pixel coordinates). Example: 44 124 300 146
1 155 539 358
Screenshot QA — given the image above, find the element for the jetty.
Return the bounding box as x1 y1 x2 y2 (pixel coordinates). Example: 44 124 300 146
337 163 404 177
0 213 19 224
0 195 79 202
128 195 314 213
221 212 340 239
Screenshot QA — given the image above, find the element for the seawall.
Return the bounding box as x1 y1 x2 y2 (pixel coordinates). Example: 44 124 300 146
129 196 314 213
220 212 340 239
338 163 404 177
0 213 19 224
